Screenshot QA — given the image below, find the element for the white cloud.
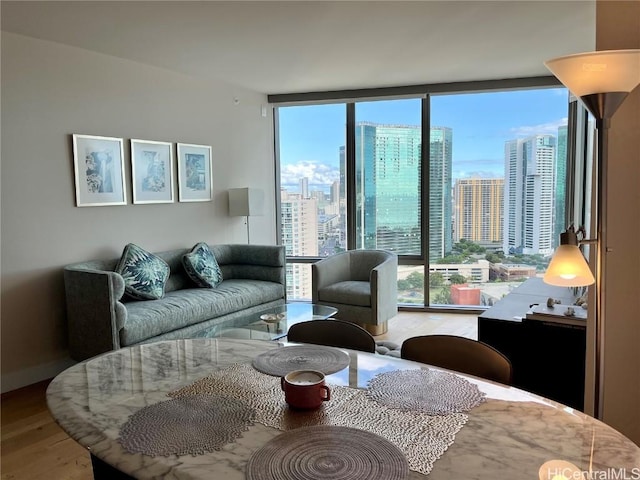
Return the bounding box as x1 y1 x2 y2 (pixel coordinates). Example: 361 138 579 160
509 117 568 137
452 158 504 179
280 161 340 185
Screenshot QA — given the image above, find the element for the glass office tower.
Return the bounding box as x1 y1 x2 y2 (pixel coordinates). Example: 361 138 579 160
554 125 568 247
429 126 453 259
352 122 452 258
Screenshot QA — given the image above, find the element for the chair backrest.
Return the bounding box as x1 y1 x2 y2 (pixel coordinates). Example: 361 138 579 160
401 335 513 385
287 319 377 353
347 250 396 281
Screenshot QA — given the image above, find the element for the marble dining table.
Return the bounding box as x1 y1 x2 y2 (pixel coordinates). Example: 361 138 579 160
47 338 640 479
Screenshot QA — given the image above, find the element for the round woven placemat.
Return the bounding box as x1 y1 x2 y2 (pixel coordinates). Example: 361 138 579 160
252 345 350 377
118 394 255 456
246 425 409 480
366 369 486 415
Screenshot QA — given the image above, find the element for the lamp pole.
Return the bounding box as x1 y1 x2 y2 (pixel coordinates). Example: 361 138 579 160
593 114 607 420
578 92 628 419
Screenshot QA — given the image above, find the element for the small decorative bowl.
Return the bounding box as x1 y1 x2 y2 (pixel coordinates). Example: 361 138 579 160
260 313 286 323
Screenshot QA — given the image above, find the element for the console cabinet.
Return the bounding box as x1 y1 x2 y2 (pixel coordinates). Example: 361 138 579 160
478 278 586 410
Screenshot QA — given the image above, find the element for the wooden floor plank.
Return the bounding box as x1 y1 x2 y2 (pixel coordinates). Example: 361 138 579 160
377 311 478 345
1 379 92 480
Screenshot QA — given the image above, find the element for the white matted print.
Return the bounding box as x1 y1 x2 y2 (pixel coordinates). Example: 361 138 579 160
177 143 212 202
130 139 175 204
72 134 127 206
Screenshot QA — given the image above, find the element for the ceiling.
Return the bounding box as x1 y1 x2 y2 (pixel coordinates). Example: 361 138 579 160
1 1 596 95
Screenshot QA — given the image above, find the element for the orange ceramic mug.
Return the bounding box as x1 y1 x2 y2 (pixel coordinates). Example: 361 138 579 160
280 370 331 410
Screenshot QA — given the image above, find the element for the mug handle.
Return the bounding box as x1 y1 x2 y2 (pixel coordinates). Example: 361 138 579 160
321 385 331 401
281 377 285 391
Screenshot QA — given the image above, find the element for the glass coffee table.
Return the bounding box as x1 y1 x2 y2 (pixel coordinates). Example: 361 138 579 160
218 303 338 341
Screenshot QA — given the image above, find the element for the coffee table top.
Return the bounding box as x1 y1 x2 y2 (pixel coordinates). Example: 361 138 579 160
219 302 338 340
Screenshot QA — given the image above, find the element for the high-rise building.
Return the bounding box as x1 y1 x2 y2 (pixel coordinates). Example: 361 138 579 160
429 126 453 258
454 178 504 249
503 134 556 256
554 125 568 247
338 146 347 249
354 122 422 253
299 177 309 199
350 122 452 258
280 190 318 298
330 180 340 204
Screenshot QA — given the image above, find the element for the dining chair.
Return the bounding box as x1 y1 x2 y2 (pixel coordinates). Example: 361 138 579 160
401 335 513 385
287 319 377 353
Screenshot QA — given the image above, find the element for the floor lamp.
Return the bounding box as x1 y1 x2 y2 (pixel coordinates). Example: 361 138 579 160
543 49 640 419
228 187 264 244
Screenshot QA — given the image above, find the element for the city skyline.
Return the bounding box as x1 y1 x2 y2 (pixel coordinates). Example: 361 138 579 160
278 88 568 188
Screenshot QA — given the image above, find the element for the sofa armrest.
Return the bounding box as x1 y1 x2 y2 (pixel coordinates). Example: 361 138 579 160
370 253 398 322
312 253 351 302
63 266 127 361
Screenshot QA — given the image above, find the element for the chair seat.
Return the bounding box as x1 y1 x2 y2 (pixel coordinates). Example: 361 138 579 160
318 280 371 307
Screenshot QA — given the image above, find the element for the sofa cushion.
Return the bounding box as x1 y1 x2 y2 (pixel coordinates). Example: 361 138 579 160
115 243 170 300
318 281 371 307
120 279 284 345
182 243 223 288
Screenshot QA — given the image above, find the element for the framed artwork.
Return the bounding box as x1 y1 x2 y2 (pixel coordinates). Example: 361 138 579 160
130 139 175 204
177 143 212 202
72 134 127 207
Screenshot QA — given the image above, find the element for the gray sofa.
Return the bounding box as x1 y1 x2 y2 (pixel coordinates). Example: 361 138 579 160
64 244 286 361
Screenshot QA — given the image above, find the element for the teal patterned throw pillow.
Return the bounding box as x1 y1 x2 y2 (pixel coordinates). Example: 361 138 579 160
115 243 170 300
182 243 223 288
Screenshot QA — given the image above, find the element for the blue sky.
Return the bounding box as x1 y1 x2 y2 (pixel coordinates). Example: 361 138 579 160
278 88 568 185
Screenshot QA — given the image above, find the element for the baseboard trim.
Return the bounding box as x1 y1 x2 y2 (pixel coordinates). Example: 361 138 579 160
1 357 77 394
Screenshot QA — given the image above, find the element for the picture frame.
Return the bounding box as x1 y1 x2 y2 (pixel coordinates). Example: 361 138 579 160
130 139 175 204
72 134 127 207
177 143 212 202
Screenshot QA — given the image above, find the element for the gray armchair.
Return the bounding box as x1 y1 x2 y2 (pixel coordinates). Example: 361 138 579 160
312 250 398 335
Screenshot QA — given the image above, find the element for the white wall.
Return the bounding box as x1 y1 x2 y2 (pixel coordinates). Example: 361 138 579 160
0 32 277 391
595 1 640 445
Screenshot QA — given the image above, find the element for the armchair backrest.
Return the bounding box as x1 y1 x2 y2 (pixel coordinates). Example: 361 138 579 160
348 250 396 281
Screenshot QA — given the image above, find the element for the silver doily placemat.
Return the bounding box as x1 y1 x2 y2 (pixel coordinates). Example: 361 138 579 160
252 345 350 376
366 368 486 415
118 394 255 456
246 425 409 480
171 363 467 475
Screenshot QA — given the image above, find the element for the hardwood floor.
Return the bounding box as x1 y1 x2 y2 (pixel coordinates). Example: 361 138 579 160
377 310 478 345
0 312 476 479
1 381 92 480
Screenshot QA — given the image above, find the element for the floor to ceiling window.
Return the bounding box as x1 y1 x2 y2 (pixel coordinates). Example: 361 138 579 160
274 80 576 309
353 99 425 304
429 88 569 307
353 99 422 254
277 103 346 300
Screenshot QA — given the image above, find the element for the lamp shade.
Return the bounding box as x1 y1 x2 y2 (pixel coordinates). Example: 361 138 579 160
544 245 595 287
228 188 264 217
544 49 640 97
